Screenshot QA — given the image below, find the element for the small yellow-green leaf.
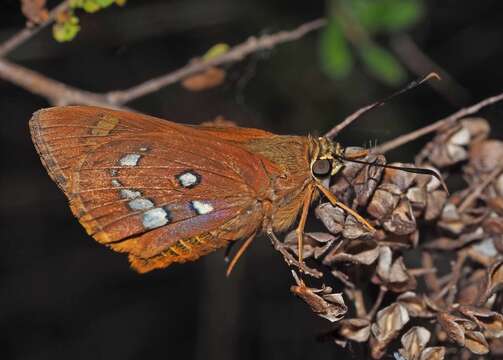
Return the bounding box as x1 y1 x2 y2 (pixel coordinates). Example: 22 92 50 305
319 19 353 79
359 43 405 85
52 16 81 42
202 43 230 61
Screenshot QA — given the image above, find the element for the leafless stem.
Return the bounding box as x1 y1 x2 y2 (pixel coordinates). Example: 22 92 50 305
351 289 367 318
0 1 71 58
267 230 323 279
375 92 503 154
433 251 467 304
0 17 325 107
366 287 386 320
0 58 125 108
422 252 440 293
458 165 503 212
106 18 326 105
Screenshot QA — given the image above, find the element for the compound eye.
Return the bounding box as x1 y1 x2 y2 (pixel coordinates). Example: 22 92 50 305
312 159 332 177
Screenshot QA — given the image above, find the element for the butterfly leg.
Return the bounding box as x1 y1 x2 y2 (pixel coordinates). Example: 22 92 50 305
225 233 256 277
296 184 314 264
316 183 375 232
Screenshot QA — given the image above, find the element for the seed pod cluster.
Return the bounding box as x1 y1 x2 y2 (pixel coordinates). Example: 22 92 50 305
281 117 503 359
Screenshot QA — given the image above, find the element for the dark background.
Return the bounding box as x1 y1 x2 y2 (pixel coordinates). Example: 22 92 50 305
1 1 503 359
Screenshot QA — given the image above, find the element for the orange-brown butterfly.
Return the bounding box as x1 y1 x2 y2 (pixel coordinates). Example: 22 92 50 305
30 92 442 275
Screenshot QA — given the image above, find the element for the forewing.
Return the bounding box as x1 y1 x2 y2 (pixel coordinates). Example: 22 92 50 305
30 106 273 272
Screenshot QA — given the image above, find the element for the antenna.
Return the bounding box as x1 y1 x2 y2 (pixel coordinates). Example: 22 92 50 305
325 72 441 139
337 155 449 194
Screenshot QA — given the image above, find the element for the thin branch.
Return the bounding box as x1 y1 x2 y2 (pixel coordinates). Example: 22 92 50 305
106 18 326 105
375 92 503 154
458 165 503 212
0 18 326 108
366 287 386 320
0 1 71 58
0 58 125 108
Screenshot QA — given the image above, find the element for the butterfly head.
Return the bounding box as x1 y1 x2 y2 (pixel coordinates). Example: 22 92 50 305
310 137 344 181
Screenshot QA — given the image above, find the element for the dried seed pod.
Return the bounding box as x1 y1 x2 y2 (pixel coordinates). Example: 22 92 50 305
479 260 503 305
424 190 448 221
464 331 490 355
367 183 402 220
461 117 491 142
419 347 446 360
437 312 477 347
383 198 417 235
374 247 417 292
330 147 385 206
316 203 345 234
467 140 503 175
323 238 379 266
370 303 410 359
457 269 487 306
290 274 347 322
397 292 435 318
458 305 503 338
382 164 417 192
399 326 431 360
437 202 467 235
407 186 427 217
417 117 490 168
338 318 371 342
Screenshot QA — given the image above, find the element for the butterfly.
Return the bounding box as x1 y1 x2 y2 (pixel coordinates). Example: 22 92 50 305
29 106 383 275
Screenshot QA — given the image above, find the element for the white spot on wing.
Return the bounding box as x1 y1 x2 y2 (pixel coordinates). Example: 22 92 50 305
142 207 169 229
111 179 122 187
191 200 214 215
119 153 141 166
129 198 154 211
120 188 141 199
177 171 200 188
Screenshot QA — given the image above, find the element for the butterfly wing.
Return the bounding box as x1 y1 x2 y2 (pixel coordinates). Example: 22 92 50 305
30 106 276 272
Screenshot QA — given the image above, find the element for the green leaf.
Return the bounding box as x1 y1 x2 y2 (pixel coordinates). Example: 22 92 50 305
381 0 423 32
95 0 116 7
353 0 423 33
359 43 405 84
82 1 101 13
319 20 353 79
202 43 230 61
53 15 81 42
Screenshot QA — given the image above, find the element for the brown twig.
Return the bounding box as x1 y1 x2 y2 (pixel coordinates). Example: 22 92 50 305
0 58 124 108
366 287 387 320
0 17 326 107
433 251 467 304
422 252 441 293
458 165 503 212
351 289 367 318
0 0 71 58
106 18 326 105
375 92 503 154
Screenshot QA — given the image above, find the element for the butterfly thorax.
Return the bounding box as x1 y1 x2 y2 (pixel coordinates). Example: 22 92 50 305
240 135 344 233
